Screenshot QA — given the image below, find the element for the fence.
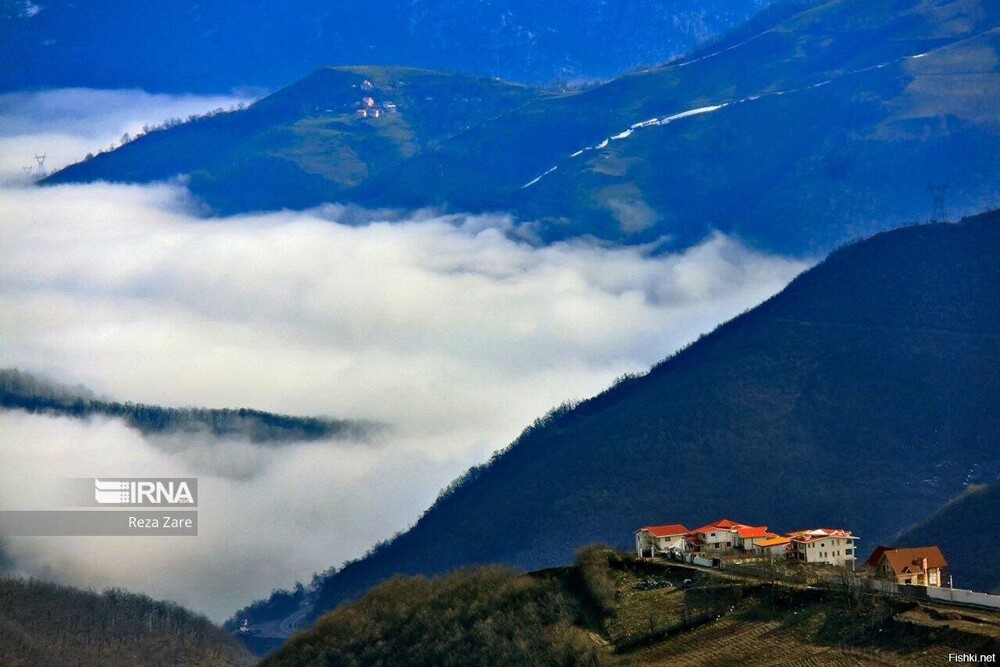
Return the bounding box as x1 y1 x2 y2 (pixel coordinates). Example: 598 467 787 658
868 578 1000 610
671 553 1000 612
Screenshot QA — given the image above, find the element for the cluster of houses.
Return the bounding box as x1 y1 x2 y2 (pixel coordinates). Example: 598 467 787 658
635 518 950 587
355 80 399 119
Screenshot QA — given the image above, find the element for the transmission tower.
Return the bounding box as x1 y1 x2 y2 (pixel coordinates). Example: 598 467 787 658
926 182 949 223
33 153 47 179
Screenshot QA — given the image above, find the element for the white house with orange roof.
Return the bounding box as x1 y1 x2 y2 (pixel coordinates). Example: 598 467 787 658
787 528 859 567
734 525 777 552
688 518 769 553
754 535 791 558
635 524 689 558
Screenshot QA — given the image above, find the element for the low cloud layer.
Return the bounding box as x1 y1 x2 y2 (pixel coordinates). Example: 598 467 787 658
0 90 811 621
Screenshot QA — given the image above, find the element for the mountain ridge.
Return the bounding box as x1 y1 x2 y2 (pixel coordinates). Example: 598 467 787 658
44 0 1000 255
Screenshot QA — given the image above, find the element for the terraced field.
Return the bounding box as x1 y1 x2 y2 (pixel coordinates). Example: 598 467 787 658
592 554 1000 666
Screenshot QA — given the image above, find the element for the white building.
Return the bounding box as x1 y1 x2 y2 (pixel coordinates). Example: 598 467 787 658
787 528 858 567
635 524 689 558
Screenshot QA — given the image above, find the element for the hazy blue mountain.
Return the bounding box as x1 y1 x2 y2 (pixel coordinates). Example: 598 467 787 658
233 209 1000 652
45 0 1000 254
0 0 769 93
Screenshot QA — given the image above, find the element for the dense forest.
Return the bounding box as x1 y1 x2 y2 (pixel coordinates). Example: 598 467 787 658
0 368 376 444
263 564 604 667
0 578 253 666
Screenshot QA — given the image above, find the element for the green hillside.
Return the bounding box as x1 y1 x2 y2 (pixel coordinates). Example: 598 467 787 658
363 0 1000 252
0 578 253 667
47 66 544 214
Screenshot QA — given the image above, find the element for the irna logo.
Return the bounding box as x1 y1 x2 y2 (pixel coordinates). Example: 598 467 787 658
94 478 196 506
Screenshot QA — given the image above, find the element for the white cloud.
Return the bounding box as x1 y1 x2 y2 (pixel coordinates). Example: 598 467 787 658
0 181 809 619
0 88 254 184
0 88 812 621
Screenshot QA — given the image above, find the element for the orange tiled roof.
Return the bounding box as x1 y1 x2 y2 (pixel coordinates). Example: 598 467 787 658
692 518 751 535
640 524 689 538
756 537 790 548
736 526 770 539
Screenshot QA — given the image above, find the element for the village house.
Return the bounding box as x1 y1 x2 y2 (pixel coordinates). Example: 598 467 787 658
633 518 861 570
735 525 777 552
754 535 791 558
635 524 689 558
687 519 769 553
787 528 858 567
865 545 950 587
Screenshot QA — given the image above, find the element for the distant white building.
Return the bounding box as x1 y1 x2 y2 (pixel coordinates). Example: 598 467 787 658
635 524 689 558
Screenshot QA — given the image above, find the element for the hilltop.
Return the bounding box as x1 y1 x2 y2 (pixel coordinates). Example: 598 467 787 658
262 549 1000 666
44 66 544 215
45 0 1000 254
0 577 253 667
234 209 1000 649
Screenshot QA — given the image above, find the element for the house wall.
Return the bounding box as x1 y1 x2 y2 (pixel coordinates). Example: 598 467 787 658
702 530 734 551
656 535 685 552
797 538 857 566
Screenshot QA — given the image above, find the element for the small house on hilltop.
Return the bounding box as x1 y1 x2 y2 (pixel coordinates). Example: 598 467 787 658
635 524 689 558
865 545 950 587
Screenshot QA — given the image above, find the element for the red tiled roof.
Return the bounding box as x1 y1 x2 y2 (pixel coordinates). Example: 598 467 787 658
692 518 751 535
736 526 770 539
640 524 689 538
788 528 856 543
877 546 948 575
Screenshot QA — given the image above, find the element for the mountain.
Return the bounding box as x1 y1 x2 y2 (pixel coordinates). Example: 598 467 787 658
45 66 545 214
0 368 377 444
235 209 1000 650
0 0 770 93
45 0 1000 254
0 577 253 666
892 483 1000 595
